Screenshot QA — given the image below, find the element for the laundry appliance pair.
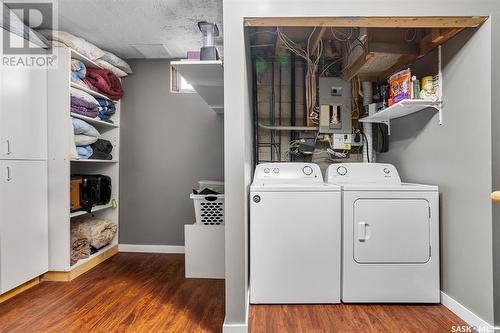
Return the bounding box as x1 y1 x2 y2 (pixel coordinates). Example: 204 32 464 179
250 162 439 304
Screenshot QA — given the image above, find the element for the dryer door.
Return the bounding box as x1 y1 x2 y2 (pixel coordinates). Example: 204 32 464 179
353 198 430 263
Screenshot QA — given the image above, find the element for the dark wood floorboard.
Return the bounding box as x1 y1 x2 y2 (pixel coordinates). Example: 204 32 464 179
250 303 470 333
0 253 224 333
0 253 471 333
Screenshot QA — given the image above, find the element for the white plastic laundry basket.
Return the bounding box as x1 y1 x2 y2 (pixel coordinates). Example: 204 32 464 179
190 193 225 225
197 180 224 194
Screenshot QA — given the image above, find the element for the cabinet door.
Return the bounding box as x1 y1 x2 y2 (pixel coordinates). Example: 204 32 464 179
0 160 48 293
0 63 47 160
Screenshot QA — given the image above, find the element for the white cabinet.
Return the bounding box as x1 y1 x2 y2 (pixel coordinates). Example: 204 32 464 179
185 224 225 279
0 64 47 160
0 160 48 293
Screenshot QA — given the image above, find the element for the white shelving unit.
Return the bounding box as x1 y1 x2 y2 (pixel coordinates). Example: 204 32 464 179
47 46 120 275
171 60 224 114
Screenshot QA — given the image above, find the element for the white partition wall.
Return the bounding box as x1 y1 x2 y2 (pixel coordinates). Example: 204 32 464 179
223 2 499 332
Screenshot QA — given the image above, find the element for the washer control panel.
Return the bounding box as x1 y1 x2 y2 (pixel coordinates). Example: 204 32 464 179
253 163 323 184
326 163 401 184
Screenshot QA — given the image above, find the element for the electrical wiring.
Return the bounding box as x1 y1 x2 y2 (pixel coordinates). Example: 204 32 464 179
277 27 324 125
404 28 417 42
360 131 370 163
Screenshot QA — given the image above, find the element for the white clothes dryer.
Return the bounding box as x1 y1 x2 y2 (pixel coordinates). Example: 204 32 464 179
326 163 440 303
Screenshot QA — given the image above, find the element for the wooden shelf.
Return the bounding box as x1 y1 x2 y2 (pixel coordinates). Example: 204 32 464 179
70 203 114 218
71 82 117 103
171 60 224 114
70 112 119 128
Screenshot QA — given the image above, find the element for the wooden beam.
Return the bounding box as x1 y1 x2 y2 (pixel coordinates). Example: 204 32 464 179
245 16 488 28
308 26 327 54
275 34 284 55
369 42 419 55
419 28 463 56
342 52 375 81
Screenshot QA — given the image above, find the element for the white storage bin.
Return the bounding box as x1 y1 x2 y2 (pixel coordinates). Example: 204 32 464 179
197 180 224 194
184 224 225 279
190 193 224 225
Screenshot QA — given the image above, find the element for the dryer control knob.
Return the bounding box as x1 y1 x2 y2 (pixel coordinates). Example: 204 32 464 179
302 166 313 175
264 168 270 174
273 168 280 174
383 168 390 174
337 166 347 176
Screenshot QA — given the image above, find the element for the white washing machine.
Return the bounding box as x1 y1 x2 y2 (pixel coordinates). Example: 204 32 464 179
326 163 440 303
250 163 341 304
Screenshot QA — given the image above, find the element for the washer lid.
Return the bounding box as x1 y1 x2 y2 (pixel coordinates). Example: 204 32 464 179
251 183 341 192
252 162 324 185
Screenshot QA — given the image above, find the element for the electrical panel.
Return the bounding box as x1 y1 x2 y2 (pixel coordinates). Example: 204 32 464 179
319 77 352 134
332 134 352 150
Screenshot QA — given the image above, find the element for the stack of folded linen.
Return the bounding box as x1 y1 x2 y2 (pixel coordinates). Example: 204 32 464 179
90 139 113 160
72 117 100 159
95 97 116 122
71 87 100 118
84 68 124 100
71 59 87 85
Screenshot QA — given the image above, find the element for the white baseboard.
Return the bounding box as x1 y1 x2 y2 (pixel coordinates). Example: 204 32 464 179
118 244 185 253
223 289 250 333
441 292 494 332
222 321 248 333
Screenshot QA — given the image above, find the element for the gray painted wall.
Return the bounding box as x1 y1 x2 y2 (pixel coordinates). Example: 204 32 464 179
120 59 224 246
492 8 500 327
378 24 494 323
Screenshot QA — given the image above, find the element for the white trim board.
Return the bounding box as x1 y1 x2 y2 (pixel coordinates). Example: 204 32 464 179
118 244 185 254
441 292 495 332
223 288 249 333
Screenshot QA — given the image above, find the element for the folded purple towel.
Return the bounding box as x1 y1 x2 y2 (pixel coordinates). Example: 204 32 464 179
71 105 99 118
71 96 99 110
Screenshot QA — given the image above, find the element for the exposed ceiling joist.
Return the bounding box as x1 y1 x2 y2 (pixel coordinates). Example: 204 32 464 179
419 28 463 56
308 26 327 54
245 16 488 28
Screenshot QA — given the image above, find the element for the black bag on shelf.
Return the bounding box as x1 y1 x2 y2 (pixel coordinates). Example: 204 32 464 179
72 175 112 213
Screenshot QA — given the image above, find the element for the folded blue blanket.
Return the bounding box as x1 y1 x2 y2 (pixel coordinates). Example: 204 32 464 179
95 97 115 108
76 145 93 159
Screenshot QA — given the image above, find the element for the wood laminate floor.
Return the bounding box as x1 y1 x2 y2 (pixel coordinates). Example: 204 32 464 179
0 253 470 333
249 304 470 333
0 253 224 333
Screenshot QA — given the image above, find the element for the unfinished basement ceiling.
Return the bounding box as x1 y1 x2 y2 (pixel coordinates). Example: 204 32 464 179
55 0 223 59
